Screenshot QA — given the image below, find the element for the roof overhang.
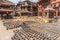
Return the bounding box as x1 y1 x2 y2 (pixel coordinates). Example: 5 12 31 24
0 9 13 13
44 6 56 12
0 3 14 7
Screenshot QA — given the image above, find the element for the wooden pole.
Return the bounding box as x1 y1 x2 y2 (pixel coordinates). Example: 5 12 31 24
31 3 33 11
47 12 49 18
20 12 21 18
56 8 58 16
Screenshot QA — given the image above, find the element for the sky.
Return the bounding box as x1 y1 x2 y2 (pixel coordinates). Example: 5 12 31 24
9 0 38 5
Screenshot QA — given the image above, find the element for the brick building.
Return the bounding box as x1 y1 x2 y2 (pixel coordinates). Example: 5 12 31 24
16 0 38 17
0 0 15 19
38 0 60 18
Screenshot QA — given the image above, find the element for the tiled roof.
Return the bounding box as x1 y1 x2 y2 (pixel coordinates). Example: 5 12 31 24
0 9 13 13
0 0 15 5
51 0 60 4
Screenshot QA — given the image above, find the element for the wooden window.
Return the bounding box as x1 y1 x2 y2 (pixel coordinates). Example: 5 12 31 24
53 0 56 1
53 4 56 9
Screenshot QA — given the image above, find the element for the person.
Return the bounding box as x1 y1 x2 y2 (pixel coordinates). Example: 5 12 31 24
23 22 26 26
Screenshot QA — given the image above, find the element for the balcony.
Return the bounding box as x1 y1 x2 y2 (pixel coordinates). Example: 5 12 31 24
25 4 28 6
22 5 25 7
39 0 49 2
38 0 50 6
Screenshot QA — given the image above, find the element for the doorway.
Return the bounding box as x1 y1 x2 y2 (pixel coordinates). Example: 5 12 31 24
49 12 54 18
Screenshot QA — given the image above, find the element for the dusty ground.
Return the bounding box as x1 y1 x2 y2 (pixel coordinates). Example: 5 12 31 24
0 17 60 40
0 20 14 40
26 22 45 33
